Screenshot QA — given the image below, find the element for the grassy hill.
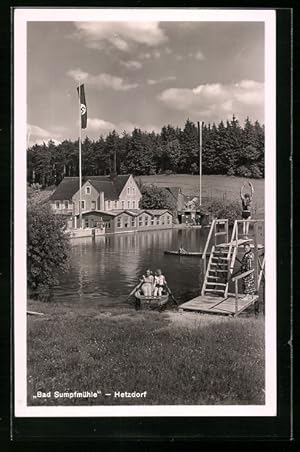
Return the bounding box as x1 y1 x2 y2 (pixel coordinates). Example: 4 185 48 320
140 174 264 216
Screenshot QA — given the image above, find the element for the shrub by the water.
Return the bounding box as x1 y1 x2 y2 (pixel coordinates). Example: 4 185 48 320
202 199 242 225
140 185 175 210
27 202 70 301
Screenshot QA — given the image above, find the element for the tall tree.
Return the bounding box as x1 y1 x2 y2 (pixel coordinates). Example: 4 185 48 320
179 119 198 173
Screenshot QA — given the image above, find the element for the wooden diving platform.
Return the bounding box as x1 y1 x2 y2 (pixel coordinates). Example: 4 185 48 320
216 238 264 249
179 294 259 317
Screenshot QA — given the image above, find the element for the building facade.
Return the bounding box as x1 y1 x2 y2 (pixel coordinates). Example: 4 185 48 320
78 209 173 234
50 174 142 224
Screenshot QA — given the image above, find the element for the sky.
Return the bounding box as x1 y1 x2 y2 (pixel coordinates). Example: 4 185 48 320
27 21 264 147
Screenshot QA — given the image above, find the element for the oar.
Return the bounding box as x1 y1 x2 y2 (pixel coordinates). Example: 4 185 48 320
165 283 178 306
125 280 143 302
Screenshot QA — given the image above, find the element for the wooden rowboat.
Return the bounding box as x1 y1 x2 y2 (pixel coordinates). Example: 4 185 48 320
134 292 169 309
164 250 208 257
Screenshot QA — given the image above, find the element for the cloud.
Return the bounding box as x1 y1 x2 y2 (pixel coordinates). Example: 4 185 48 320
139 52 152 59
67 69 89 81
87 117 160 135
88 118 116 132
192 51 205 61
73 22 168 52
67 68 138 91
158 80 264 122
147 76 176 85
120 60 142 70
27 124 61 147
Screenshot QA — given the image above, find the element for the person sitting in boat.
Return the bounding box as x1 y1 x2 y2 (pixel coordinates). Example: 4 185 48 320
153 269 167 297
140 269 154 297
178 245 187 254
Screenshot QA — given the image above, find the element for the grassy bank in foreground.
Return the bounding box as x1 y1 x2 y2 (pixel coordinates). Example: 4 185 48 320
27 302 264 406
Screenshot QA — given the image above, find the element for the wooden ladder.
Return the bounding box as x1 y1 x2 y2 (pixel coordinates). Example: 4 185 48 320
201 243 234 297
201 219 231 297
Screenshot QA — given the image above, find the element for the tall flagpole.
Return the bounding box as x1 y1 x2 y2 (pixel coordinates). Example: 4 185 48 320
78 79 82 228
198 121 202 206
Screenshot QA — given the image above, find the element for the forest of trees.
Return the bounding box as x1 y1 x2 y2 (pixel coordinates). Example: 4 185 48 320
27 117 264 187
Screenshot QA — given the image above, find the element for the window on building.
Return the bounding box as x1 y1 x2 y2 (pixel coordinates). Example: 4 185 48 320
131 218 135 227
81 200 85 210
138 217 143 227
117 218 121 228
124 216 129 228
114 201 118 208
121 201 125 210
127 200 130 209
55 201 60 209
144 216 148 226
161 216 165 225
132 187 135 194
127 187 130 194
156 217 160 225
151 217 154 225
86 186 91 194
64 201 69 209
91 201 96 210
108 200 111 210
132 200 136 209
167 216 171 224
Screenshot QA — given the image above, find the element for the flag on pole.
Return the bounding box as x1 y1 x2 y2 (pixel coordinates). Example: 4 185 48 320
77 84 87 129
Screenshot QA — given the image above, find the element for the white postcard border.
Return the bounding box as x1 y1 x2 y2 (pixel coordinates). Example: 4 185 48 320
14 8 276 418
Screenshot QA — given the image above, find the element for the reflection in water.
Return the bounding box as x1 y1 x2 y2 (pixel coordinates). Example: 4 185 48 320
52 229 210 307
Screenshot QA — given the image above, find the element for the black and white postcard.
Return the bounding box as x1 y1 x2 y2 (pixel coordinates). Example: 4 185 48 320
14 8 277 419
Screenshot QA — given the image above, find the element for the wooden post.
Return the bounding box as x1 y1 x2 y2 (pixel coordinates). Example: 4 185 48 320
253 222 259 291
214 221 217 247
226 220 229 243
78 79 82 229
235 280 238 315
198 121 202 206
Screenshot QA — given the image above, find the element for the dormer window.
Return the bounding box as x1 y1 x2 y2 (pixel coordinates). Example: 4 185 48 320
86 186 91 195
127 187 130 194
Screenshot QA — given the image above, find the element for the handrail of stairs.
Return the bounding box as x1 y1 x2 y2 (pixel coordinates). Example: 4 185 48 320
201 219 216 274
201 245 215 296
227 220 238 274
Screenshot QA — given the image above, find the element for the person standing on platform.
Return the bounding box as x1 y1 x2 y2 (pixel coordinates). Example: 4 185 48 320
240 181 254 238
241 243 255 298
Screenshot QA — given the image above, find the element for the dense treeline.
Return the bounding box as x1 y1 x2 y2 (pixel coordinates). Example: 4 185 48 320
27 117 264 187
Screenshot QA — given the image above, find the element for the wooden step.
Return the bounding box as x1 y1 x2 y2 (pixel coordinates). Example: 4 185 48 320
210 262 228 267
211 268 228 272
206 282 226 286
205 288 226 293
212 256 228 260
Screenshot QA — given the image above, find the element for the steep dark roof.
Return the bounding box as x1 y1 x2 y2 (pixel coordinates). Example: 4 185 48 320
50 175 131 201
50 177 81 201
89 180 118 200
112 174 131 196
165 186 181 200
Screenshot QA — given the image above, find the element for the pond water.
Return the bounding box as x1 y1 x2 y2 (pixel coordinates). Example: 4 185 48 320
52 228 210 307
